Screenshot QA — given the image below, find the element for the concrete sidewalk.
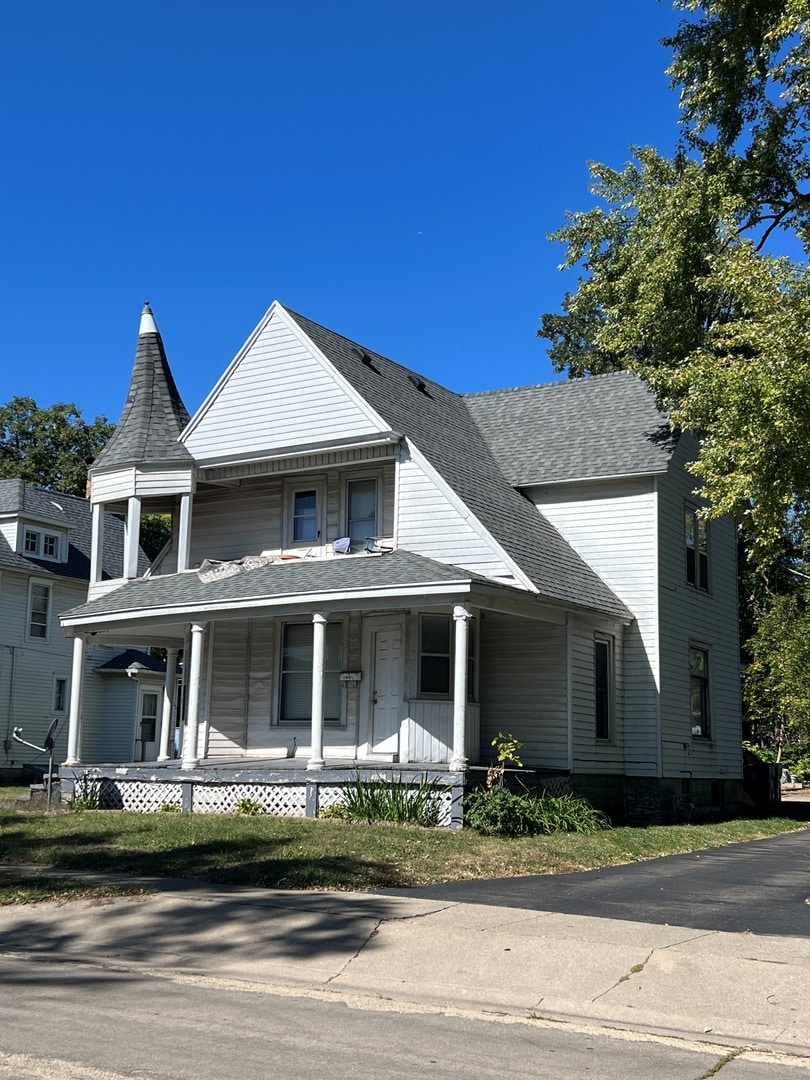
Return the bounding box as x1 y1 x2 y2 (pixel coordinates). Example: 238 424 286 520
0 868 808 1056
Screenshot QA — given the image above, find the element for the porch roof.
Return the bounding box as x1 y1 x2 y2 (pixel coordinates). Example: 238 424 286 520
61 549 567 628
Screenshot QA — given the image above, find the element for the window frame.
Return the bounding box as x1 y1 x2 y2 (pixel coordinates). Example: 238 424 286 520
417 612 477 702
689 644 711 739
20 526 63 562
684 504 709 592
27 580 52 642
275 619 346 728
284 480 326 549
52 675 69 714
342 473 382 552
594 634 614 741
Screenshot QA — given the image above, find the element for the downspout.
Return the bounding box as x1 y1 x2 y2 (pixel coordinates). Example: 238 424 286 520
2 645 17 763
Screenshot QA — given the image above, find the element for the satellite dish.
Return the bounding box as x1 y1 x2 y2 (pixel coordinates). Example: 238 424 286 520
43 716 60 752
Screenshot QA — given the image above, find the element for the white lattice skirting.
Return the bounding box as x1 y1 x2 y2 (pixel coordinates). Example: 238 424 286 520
193 783 308 816
97 780 184 812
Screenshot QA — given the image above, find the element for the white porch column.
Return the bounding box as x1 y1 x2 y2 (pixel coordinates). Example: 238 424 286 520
307 612 327 771
124 496 142 579
181 623 206 770
450 605 472 770
177 493 193 572
157 647 179 762
89 504 104 584
64 635 87 765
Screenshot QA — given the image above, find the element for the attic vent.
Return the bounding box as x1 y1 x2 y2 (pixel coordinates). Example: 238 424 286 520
407 374 428 393
351 346 373 365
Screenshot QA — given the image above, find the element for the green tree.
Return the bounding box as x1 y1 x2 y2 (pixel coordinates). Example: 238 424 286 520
0 396 113 498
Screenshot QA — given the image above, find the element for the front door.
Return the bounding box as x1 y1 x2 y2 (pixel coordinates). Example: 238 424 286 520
363 618 405 757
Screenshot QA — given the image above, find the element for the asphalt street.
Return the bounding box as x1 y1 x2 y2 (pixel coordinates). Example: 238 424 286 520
382 830 810 936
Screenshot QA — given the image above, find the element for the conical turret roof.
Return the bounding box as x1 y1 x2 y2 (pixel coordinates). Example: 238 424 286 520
92 304 193 471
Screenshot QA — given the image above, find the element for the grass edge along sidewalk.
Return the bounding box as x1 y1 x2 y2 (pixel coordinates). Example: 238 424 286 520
0 808 806 900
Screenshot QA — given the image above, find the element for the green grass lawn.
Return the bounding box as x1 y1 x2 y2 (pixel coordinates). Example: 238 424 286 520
0 807 806 898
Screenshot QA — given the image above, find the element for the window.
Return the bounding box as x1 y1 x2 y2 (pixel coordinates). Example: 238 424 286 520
28 582 51 640
594 636 613 740
346 478 378 551
285 483 325 548
21 527 62 561
278 622 343 726
24 529 38 554
685 506 708 591
43 533 59 558
418 614 476 699
139 692 159 745
689 646 710 737
53 677 68 713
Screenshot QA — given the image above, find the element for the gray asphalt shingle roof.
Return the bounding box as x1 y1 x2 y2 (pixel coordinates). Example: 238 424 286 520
63 550 504 621
464 372 675 487
0 479 131 581
284 309 630 620
92 306 192 471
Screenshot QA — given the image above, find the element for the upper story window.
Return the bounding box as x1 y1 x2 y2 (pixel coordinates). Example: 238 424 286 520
684 506 708 591
345 478 378 552
28 582 51 640
285 482 325 548
689 646 710 738
22 526 63 562
594 635 613 740
418 613 476 700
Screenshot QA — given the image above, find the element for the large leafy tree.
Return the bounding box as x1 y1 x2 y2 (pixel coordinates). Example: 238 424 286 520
540 1 810 769
0 397 113 497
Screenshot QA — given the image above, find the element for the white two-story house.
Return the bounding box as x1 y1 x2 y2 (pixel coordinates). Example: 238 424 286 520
59 302 741 822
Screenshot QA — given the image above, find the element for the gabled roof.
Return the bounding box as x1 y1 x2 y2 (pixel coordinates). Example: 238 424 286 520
0 479 131 580
92 304 192 472
283 309 630 620
464 372 675 487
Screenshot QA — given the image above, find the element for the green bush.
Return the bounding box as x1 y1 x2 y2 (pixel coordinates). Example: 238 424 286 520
465 787 610 837
71 774 101 811
326 772 442 827
234 797 264 816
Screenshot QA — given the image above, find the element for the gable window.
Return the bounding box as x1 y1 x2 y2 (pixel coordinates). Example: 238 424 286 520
278 621 343 726
346 478 378 552
594 635 613 740
418 614 476 700
53 677 68 713
689 646 710 738
28 582 51 640
685 506 708 591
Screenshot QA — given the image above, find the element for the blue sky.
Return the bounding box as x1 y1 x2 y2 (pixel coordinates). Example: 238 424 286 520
1 1 683 423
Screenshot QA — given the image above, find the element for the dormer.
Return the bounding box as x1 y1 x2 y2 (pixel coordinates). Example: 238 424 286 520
87 304 195 597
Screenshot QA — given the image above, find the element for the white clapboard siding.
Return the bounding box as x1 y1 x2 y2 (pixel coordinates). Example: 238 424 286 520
396 456 514 579
97 678 138 762
90 468 137 504
135 470 193 497
528 478 660 776
570 618 627 774
478 612 568 770
407 701 480 764
183 310 386 461
0 521 18 549
207 621 250 756
657 439 742 779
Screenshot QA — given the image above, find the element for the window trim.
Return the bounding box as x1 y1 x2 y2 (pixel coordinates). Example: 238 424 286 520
417 612 477 702
283 480 326 549
594 633 614 741
52 675 69 714
689 644 711 739
274 618 347 728
684 504 709 592
20 526 63 562
27 580 52 642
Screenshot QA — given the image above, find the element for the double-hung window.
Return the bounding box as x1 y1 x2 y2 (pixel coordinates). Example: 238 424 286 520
689 646 710 738
53 677 68 713
278 622 344 726
285 482 325 549
594 635 613 740
28 582 51 640
685 506 708 591
345 478 378 552
418 614 476 700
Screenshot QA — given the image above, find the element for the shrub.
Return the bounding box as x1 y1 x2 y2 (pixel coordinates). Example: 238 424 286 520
158 802 181 813
234 797 264 816
327 772 442 827
465 787 610 837
71 774 101 811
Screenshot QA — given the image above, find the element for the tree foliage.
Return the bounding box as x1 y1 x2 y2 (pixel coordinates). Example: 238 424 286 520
0 396 113 498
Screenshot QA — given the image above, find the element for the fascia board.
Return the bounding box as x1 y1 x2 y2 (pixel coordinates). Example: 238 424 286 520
405 440 537 594
518 468 668 488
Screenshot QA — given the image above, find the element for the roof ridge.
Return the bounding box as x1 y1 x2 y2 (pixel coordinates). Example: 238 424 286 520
463 371 638 399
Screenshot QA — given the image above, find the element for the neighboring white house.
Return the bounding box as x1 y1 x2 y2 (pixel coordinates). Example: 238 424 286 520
0 479 164 775
59 302 742 821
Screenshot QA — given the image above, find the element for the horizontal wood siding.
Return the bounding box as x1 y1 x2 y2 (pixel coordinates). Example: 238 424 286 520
184 312 385 460
396 457 513 579
529 478 660 776
135 470 193 497
97 678 137 762
478 613 568 770
407 701 480 764
570 618 628 773
657 439 742 779
90 469 136 503
207 621 250 756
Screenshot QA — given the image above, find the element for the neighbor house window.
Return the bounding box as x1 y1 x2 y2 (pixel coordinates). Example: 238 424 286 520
418 614 476 700
139 692 159 746
21 528 62 561
345 478 378 551
685 506 708 591
42 533 59 558
24 529 38 554
278 622 343 726
594 635 613 740
28 582 51 640
53 677 68 713
689 646 710 738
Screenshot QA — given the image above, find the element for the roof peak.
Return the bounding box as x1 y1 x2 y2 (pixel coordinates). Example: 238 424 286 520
139 302 159 336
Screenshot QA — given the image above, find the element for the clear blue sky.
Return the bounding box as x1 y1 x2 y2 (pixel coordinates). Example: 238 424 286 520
1 1 684 423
